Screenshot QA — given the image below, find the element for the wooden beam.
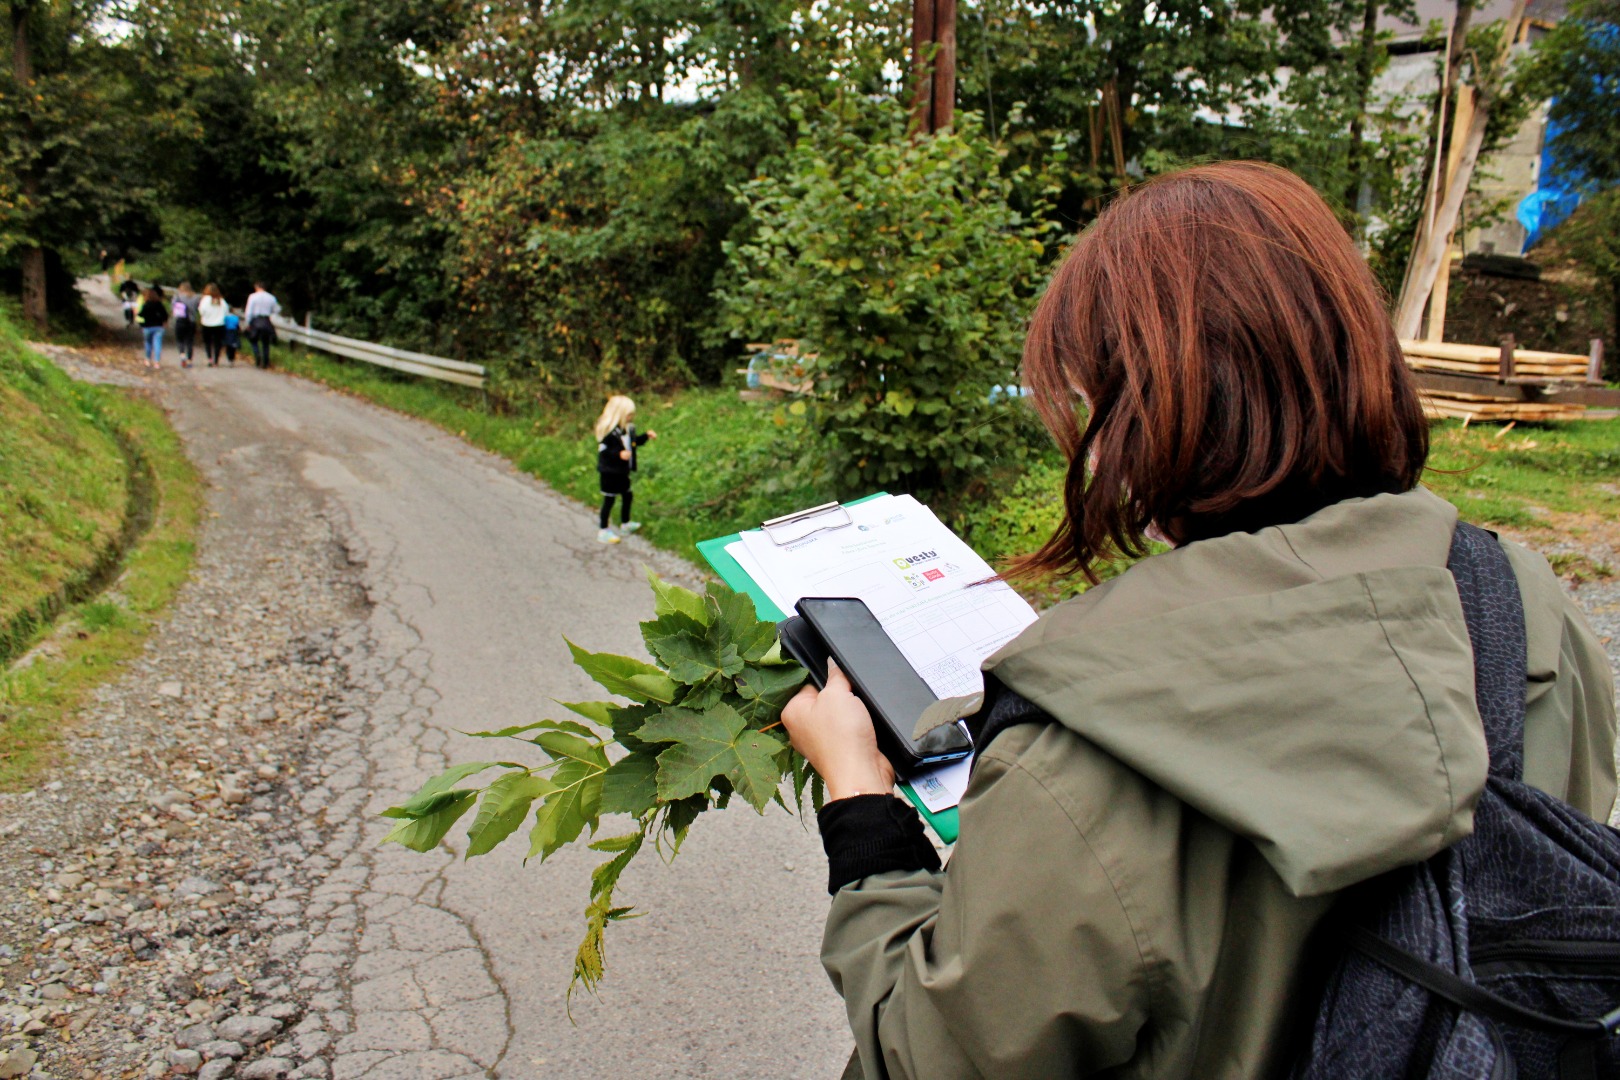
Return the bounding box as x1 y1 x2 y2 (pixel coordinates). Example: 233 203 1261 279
1394 0 1528 339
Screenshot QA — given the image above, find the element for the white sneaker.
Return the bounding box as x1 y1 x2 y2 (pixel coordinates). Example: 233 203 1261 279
619 521 641 534
597 528 620 544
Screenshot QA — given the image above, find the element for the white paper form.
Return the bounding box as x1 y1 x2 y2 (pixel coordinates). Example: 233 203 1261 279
740 495 1036 697
735 496 1038 812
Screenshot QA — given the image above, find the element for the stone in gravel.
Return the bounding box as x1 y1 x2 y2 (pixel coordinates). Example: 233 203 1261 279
157 681 185 698
149 789 189 809
195 1040 246 1060
216 1013 281 1046
167 1048 204 1074
198 1061 235 1080
238 1059 293 1080
0 1048 36 1079
40 982 69 1000
202 972 239 994
178 877 223 898
176 1022 216 1048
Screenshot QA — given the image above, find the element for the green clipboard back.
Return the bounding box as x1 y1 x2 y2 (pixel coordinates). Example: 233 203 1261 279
695 492 961 845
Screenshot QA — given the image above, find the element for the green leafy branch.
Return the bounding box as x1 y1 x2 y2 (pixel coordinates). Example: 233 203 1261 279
379 570 816 1000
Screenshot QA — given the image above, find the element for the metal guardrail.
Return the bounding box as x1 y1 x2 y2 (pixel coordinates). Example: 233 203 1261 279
271 316 486 390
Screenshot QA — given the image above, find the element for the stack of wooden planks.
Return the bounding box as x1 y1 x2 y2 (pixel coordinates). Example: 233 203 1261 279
1400 339 1592 381
1402 337 1598 422
1418 389 1587 422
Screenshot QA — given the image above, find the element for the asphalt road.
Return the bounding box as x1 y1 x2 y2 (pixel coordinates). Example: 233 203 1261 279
81 284 852 1078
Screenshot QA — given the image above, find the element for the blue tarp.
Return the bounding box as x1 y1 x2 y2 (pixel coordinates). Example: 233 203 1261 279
1517 114 1586 251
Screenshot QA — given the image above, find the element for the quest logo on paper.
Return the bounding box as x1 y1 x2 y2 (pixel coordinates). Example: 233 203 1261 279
893 550 939 569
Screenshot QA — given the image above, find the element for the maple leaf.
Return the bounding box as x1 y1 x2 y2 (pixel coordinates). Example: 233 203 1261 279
635 703 786 812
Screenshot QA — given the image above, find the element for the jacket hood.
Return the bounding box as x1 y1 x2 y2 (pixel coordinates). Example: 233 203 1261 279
946 489 1489 898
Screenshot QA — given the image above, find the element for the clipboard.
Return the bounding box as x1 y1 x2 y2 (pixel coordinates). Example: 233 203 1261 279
696 494 964 844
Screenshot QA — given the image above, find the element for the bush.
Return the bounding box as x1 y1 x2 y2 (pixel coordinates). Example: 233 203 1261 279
716 97 1050 491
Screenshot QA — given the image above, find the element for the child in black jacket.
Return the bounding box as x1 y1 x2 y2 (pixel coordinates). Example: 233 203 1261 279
594 394 656 544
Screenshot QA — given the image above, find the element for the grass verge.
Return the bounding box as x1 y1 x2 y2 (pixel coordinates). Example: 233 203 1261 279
0 332 130 657
275 347 1620 603
0 378 202 789
275 348 840 562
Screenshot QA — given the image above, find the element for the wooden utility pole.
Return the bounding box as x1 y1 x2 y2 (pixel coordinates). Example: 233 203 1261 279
911 0 956 134
11 0 47 334
1393 0 1526 340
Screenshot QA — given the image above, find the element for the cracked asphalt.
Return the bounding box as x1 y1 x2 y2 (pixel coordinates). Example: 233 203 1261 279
26 282 852 1080
178 365 850 1078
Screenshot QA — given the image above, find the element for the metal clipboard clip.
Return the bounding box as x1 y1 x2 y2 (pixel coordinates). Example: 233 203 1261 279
760 502 853 546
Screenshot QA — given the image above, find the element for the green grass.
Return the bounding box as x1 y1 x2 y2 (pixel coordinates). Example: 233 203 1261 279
1423 421 1620 531
0 319 130 657
277 348 840 562
0 323 203 789
275 346 1620 608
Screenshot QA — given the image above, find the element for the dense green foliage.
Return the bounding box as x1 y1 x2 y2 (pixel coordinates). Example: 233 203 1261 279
718 98 1048 488
5 0 1504 401
382 571 812 997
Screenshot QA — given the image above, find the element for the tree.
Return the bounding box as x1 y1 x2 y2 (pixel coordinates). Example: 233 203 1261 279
0 0 151 332
717 97 1048 491
1530 0 1620 190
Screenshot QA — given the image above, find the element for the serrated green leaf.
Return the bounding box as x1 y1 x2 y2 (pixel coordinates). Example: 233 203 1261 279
566 640 678 703
382 791 477 851
645 568 709 624
466 773 554 858
606 702 659 755
570 892 642 1005
644 625 743 685
636 703 787 812
527 758 605 861
658 794 706 853
599 752 660 816
395 762 507 817
557 700 615 727
734 664 808 711
677 677 726 710
706 583 778 662
588 830 644 898
460 722 555 740
533 729 610 767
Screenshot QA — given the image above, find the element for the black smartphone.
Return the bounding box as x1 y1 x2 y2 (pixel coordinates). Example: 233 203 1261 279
780 597 972 774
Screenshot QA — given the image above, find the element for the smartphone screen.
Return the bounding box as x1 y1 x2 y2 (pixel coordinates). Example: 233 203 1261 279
796 598 972 770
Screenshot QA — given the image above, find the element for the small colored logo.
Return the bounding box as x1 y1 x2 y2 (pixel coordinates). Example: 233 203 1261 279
923 568 944 582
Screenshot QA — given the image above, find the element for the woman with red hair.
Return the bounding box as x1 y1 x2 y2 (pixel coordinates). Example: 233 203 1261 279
783 162 1616 1078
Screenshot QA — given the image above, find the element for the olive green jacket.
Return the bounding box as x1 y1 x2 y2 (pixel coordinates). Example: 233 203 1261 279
822 489 1617 1080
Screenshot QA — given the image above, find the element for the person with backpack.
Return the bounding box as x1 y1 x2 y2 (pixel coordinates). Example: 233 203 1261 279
198 283 228 365
136 287 168 370
781 162 1618 1080
243 281 280 369
172 282 199 367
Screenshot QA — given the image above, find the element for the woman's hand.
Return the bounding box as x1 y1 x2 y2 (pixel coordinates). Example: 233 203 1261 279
781 660 895 803
619 449 632 460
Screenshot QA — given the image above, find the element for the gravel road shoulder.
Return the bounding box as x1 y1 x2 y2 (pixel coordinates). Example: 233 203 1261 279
0 343 379 1080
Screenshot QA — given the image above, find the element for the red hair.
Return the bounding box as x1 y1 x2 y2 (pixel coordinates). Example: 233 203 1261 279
1016 161 1428 581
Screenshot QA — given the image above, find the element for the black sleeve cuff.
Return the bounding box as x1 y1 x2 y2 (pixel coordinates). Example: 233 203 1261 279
817 794 942 895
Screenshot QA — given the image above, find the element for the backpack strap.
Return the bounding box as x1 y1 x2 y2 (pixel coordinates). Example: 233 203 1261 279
1446 521 1529 783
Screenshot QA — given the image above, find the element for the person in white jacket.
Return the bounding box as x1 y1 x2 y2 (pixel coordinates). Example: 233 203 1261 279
198 284 229 366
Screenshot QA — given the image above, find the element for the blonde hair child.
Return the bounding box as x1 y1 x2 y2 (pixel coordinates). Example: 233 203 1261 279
593 395 657 543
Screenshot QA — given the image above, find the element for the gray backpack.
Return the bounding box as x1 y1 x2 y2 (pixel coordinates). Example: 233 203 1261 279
1291 523 1620 1079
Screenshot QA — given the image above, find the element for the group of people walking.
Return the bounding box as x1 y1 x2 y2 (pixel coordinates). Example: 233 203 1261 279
119 278 280 371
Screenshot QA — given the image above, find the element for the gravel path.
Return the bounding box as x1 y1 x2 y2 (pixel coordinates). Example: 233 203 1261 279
3 294 849 1080
1 290 1616 1080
